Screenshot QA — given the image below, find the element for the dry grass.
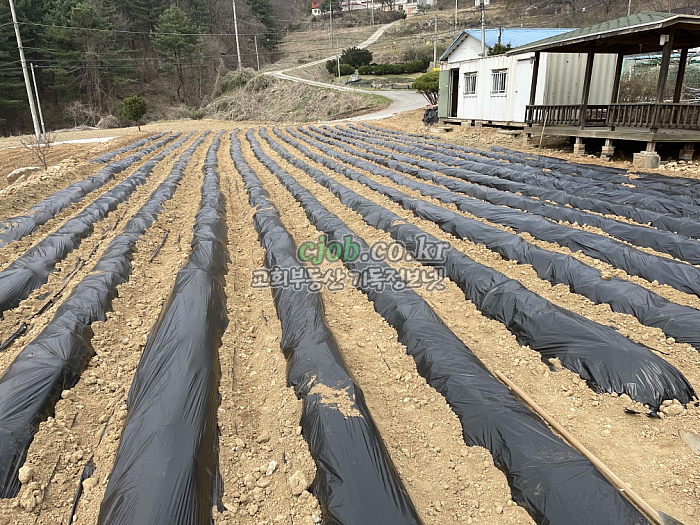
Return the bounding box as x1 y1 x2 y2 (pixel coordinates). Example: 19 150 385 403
206 76 390 122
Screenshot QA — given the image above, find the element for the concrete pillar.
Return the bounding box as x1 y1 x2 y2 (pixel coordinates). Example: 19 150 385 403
633 142 660 169
600 138 614 161
573 137 586 156
679 142 695 161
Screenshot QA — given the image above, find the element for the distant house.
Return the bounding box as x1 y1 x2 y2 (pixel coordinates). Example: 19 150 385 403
311 0 321 15
437 28 616 127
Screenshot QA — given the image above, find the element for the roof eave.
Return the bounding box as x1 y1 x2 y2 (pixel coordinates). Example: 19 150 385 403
505 14 693 55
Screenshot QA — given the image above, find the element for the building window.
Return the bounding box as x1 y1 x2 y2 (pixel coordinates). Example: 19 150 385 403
464 72 477 95
491 69 507 94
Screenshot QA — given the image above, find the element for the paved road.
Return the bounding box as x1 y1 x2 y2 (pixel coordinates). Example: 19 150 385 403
269 22 427 121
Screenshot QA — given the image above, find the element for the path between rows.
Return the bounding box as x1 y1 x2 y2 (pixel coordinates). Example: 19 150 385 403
269 21 427 121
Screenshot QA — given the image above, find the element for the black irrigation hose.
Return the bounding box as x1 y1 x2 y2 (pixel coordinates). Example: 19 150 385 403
262 128 695 408
273 128 700 351
98 131 225 525
302 126 700 299
0 133 193 319
90 133 168 164
339 125 700 263
0 132 209 499
231 132 421 525
358 124 700 238
0 133 180 249
245 129 649 525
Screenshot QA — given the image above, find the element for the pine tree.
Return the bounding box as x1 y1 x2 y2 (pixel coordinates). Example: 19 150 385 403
152 5 200 103
44 0 133 111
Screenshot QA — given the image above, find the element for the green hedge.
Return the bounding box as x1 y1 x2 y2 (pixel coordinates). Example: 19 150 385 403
326 60 356 76
357 58 430 76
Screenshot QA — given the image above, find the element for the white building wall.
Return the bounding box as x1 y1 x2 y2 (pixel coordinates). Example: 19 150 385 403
440 46 615 123
448 53 547 123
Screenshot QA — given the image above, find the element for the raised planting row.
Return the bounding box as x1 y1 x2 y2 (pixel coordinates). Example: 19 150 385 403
230 132 422 524
97 131 225 525
332 125 700 265
488 144 700 197
0 132 209 498
0 133 192 318
303 126 700 298
354 124 700 242
245 128 649 525
273 128 700 352
90 133 167 164
263 127 694 409
0 133 180 248
363 123 700 199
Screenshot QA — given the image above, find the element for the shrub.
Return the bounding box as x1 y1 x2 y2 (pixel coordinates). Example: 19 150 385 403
340 46 373 68
245 74 278 92
340 63 355 76
121 95 148 131
326 59 338 75
357 65 372 75
412 70 439 105
217 69 256 96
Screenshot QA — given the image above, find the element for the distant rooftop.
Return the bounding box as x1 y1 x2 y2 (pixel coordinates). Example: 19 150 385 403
440 28 574 61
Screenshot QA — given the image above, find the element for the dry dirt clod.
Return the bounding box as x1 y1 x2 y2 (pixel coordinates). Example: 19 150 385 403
288 470 307 496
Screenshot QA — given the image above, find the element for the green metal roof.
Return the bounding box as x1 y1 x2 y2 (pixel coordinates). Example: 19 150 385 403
508 12 698 55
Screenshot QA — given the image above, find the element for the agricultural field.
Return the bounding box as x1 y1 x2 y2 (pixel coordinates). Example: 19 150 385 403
0 119 699 525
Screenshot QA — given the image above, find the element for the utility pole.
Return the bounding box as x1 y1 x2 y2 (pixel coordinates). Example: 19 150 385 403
330 3 333 47
479 0 486 56
433 15 438 66
336 36 341 84
455 0 458 28
254 36 260 71
232 0 242 69
30 64 45 140
371 0 374 26
627 0 632 16
8 0 40 142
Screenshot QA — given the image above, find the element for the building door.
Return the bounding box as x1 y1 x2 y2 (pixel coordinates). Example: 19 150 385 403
514 58 533 124
450 69 460 117
437 70 450 118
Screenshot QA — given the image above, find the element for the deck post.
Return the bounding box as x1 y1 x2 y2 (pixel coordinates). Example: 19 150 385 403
652 29 675 131
573 136 585 156
524 51 541 145
608 52 624 132
634 141 660 168
680 142 695 161
673 47 689 104
601 138 614 161
578 44 595 131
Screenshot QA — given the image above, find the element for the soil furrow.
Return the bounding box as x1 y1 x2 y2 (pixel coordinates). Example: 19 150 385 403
263 127 700 524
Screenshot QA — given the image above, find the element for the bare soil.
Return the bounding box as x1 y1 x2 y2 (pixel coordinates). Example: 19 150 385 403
0 117 698 525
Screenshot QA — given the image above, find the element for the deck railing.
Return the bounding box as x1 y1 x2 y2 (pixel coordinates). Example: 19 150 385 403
607 103 700 130
527 103 700 131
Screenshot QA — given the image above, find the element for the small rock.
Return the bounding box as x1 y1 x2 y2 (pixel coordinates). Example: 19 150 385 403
255 434 270 444
18 466 34 484
82 477 98 491
256 477 271 488
266 460 277 476
288 470 307 496
244 474 256 489
247 503 259 516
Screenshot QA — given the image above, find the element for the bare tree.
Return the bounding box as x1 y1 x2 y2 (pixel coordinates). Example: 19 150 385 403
20 132 55 171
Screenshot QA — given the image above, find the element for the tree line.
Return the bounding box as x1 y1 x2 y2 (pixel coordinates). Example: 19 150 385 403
0 0 300 135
